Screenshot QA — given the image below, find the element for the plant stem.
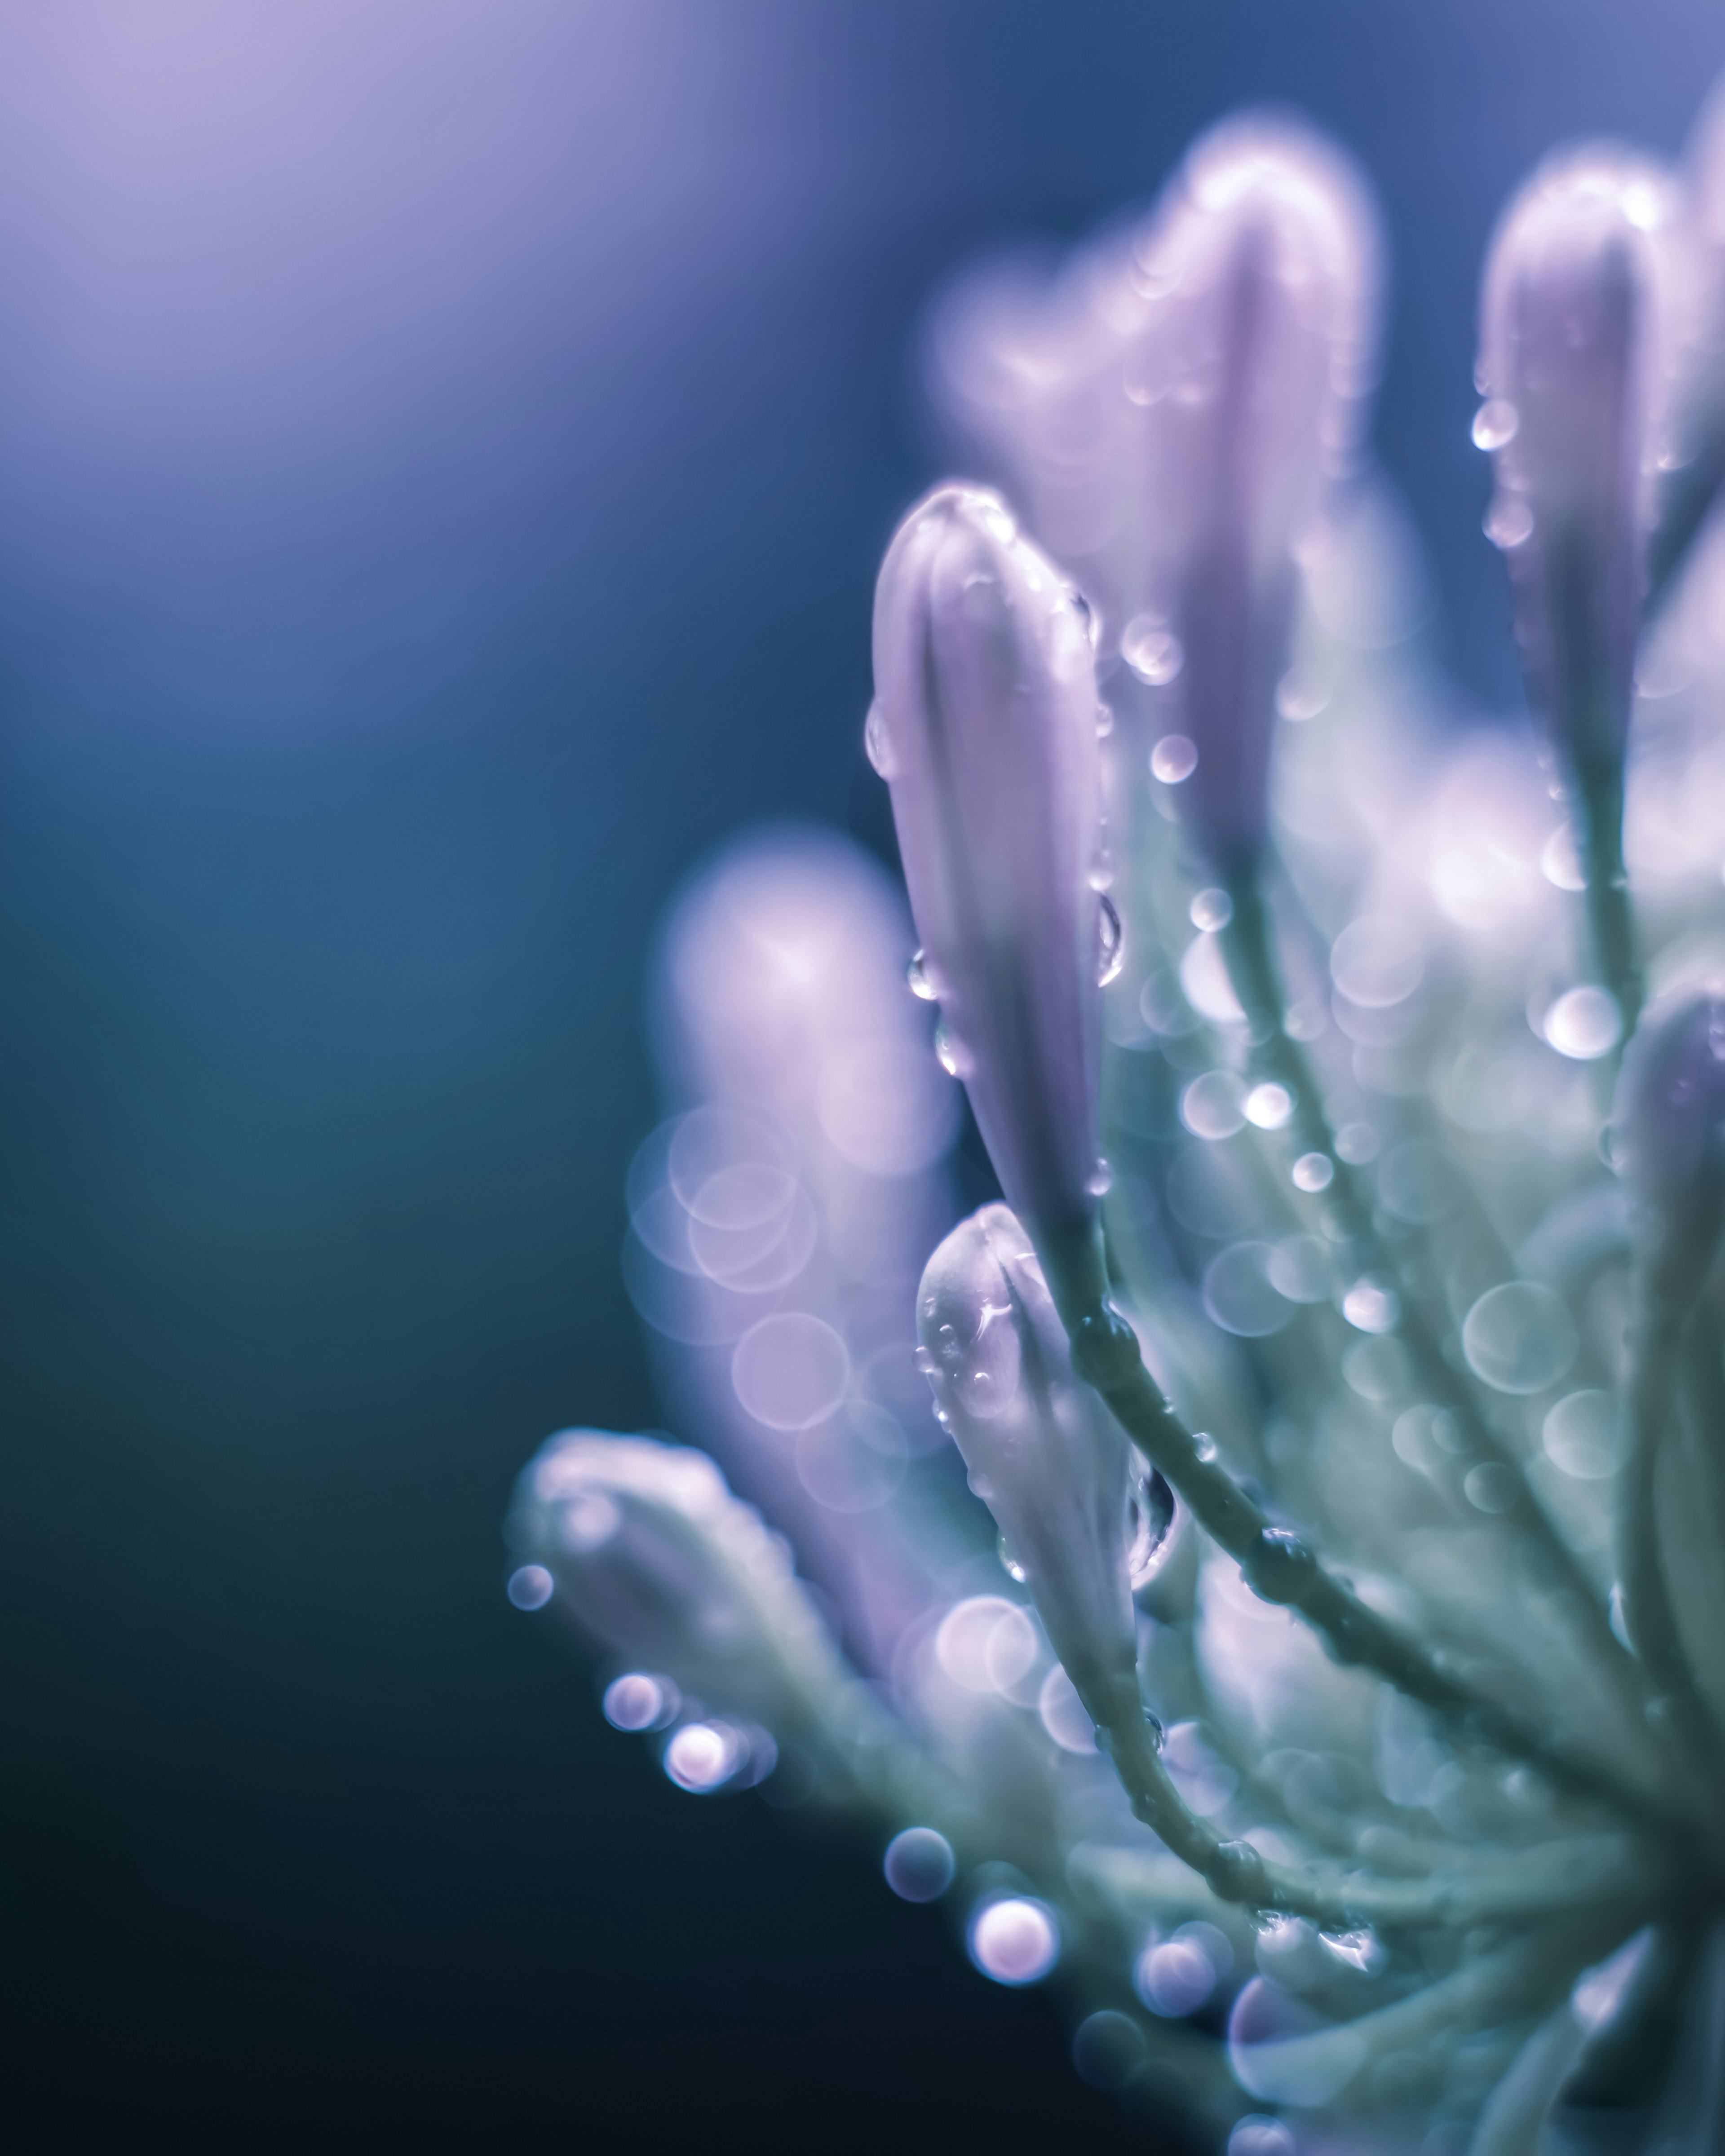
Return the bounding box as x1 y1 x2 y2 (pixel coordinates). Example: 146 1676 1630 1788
1570 753 1644 1045
1622 1296 1725 1796
1036 1237 1696 1838
1218 871 1647 1710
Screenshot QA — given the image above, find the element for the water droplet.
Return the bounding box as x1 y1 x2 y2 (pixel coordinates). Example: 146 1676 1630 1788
1464 1462 1518 1514
1462 1281 1577 1394
1136 1932 1222 2018
1193 1431 1218 1463
1292 1152 1334 1193
1125 1467 1176 1587
1122 616 1184 685
1203 1241 1292 1337
1096 894 1125 987
506 1564 554 1611
1244 1082 1294 1130
1095 702 1115 738
883 1826 955 1903
1067 585 1100 650
663 1720 746 1792
913 1343 937 1377
1087 1158 1114 1197
1543 985 1622 1061
1342 1277 1399 1333
1087 847 1115 892
968 1898 1059 1986
603 1672 677 1731
1331 915 1424 1008
1333 1120 1378 1165
1151 734 1198 784
1319 1925 1386 1975
1544 1390 1627 1479
1485 495 1535 549
1471 399 1518 451
934 1021 967 1078
906 948 939 1001
1181 1069 1247 1140
1541 826 1584 891
1039 1662 1097 1753
1274 669 1330 722
863 700 896 777
997 1533 1028 1583
1189 887 1233 931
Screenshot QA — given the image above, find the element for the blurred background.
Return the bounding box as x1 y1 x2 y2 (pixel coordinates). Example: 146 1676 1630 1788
1 3 1721 2147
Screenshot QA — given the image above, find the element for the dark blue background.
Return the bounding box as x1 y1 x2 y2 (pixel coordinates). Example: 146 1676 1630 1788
2 4 1718 2147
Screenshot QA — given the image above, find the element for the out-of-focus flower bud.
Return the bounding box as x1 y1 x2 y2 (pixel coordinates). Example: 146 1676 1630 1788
1649 79 1725 597
871 483 1108 1297
1125 111 1381 871
916 1204 1176 1733
510 1430 852 1736
1610 990 1725 1301
1477 147 1685 778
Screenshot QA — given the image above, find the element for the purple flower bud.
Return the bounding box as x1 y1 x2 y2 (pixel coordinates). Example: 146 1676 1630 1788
1477 147 1685 773
871 484 1107 1281
1610 990 1725 1282
513 1430 848 1731
916 1204 1176 1729
1125 112 1381 869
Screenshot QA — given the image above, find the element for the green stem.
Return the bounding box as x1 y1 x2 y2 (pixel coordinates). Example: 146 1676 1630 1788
1622 1295 1725 1797
1043 1261 1695 1839
1571 754 1644 1045
1218 872 1648 1713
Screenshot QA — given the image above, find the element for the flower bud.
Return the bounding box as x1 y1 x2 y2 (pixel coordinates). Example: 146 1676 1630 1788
871 484 1107 1289
1125 112 1381 870
1477 147 1683 777
1646 76 1725 599
509 1430 850 1732
916 1203 1175 1731
1610 990 1725 1300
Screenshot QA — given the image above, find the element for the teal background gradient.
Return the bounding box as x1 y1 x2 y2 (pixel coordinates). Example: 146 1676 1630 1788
2 4 1721 2146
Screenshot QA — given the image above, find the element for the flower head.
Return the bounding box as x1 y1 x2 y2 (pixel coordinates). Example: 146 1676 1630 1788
511 1430 849 1733
1124 111 1381 870
871 483 1107 1291
917 1204 1175 1731
1477 146 1685 774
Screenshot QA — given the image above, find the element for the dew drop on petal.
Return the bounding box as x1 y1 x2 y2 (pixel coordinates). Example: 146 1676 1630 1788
883 1827 955 1903
1096 702 1116 738
1067 586 1099 650
1472 398 1518 450
1097 894 1125 986
863 701 897 777
1319 1924 1386 1975
1543 986 1622 1060
934 1020 969 1078
1151 734 1198 783
1541 826 1584 891
1193 1431 1218 1462
1461 1281 1578 1395
1122 616 1184 685
906 948 939 1001
1087 1158 1115 1197
1485 495 1535 549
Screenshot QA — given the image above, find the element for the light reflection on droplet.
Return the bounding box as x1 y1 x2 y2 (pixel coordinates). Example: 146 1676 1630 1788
968 1897 1059 1985
1097 894 1125 985
1471 398 1518 450
1071 2010 1147 2092
1203 1242 1292 1337
1543 985 1622 1060
1275 669 1330 722
906 948 940 1000
863 701 896 778
1181 1069 1247 1139
663 1721 744 1793
1267 1235 1335 1303
937 1596 1026 1694
1087 1158 1115 1197
506 1564 554 1611
883 1827 955 1903
1245 1082 1294 1129
731 1312 850 1429
1292 1151 1334 1192
1544 1389 1627 1478
1151 734 1199 783
1135 1922 1231 2017
934 1019 969 1078
1485 494 1535 549
1461 1281 1577 1395
1228 2117 1300 2156
1190 887 1234 931
1122 616 1185 685
1464 1462 1518 1515
603 1672 677 1731
1330 914 1424 1008
1341 1277 1399 1333
1541 826 1584 891
1181 934 1246 1024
